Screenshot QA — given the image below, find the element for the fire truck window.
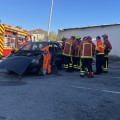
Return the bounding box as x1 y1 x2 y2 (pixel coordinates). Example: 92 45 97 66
22 44 31 50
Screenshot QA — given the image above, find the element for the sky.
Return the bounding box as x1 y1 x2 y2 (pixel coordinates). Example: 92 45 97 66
0 0 120 33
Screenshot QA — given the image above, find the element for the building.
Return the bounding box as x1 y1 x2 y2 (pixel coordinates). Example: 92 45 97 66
58 23 120 57
29 29 47 42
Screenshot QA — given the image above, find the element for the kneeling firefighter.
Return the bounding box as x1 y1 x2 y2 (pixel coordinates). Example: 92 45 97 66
41 46 51 75
80 36 95 78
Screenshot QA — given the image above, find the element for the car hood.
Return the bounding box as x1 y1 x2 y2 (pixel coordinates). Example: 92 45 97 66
0 56 33 75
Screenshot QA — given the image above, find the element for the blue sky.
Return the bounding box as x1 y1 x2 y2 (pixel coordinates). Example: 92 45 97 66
0 0 120 33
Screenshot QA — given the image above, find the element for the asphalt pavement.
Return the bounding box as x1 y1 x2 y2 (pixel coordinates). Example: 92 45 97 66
0 63 120 120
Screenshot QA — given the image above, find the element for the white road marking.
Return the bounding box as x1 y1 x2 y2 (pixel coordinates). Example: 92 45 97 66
42 82 120 95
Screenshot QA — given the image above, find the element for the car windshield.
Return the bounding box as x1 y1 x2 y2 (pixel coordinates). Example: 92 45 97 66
21 42 48 51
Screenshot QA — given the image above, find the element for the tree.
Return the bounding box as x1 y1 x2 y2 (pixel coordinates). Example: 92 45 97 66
44 32 57 41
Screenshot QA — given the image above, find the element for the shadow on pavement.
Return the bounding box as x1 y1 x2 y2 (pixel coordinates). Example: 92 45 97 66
0 81 27 86
0 116 6 120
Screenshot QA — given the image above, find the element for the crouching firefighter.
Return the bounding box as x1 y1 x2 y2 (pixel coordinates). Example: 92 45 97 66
62 36 75 72
80 36 95 78
102 34 112 73
40 46 51 75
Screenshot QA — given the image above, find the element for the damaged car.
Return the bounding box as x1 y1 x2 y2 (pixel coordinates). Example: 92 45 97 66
0 41 63 76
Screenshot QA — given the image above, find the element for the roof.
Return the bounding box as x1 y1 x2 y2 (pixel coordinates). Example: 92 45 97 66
59 23 120 31
29 29 47 34
3 24 30 35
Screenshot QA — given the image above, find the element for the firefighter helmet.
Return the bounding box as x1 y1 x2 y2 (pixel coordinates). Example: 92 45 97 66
71 36 76 40
87 36 92 40
96 36 101 40
102 34 108 39
83 36 87 40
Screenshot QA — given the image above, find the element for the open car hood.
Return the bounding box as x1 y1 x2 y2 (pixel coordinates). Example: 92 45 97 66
0 56 33 75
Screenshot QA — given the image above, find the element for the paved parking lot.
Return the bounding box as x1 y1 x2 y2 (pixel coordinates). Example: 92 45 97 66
0 63 120 120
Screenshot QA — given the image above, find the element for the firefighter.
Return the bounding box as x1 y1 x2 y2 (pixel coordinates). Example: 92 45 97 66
73 37 81 71
95 36 104 75
102 34 112 73
41 45 51 75
62 37 67 70
62 36 75 72
80 36 95 78
72 36 78 71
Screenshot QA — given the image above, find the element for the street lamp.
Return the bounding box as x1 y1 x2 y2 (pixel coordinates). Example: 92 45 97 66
46 0 54 41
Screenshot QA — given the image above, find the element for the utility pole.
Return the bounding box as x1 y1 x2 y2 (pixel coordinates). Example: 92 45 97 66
46 0 54 41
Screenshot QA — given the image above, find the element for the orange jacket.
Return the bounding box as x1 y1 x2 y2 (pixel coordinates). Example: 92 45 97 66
95 39 104 54
41 46 51 74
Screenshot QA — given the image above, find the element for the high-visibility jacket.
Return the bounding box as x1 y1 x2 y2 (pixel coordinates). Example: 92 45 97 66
74 41 81 57
80 40 95 58
104 39 112 57
62 38 67 51
41 46 51 74
95 39 104 54
62 39 74 57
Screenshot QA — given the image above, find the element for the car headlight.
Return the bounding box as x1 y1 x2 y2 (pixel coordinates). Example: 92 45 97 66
31 59 40 64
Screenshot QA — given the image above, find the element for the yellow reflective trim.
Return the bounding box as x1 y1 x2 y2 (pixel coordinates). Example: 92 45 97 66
63 41 72 56
0 52 3 56
62 53 72 57
82 42 92 58
18 32 27 36
97 53 104 55
0 47 3 52
81 56 93 58
104 55 108 57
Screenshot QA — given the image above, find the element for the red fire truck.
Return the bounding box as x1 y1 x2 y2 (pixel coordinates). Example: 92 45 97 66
0 24 31 57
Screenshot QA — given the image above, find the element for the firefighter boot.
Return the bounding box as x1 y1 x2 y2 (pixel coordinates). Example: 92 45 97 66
88 72 94 78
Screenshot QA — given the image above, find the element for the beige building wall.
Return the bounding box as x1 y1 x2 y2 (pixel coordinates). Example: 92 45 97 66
31 34 45 42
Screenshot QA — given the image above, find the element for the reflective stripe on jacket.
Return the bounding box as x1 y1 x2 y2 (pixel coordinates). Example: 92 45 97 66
80 41 93 58
62 39 73 56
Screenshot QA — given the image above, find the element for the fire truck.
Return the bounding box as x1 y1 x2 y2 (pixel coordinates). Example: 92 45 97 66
0 24 31 57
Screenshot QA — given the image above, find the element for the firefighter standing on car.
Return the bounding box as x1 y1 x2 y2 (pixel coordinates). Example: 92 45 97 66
80 36 95 78
102 34 112 73
95 36 104 75
62 36 76 72
73 37 81 71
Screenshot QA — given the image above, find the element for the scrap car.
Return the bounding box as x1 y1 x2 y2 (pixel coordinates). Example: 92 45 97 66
0 41 63 76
